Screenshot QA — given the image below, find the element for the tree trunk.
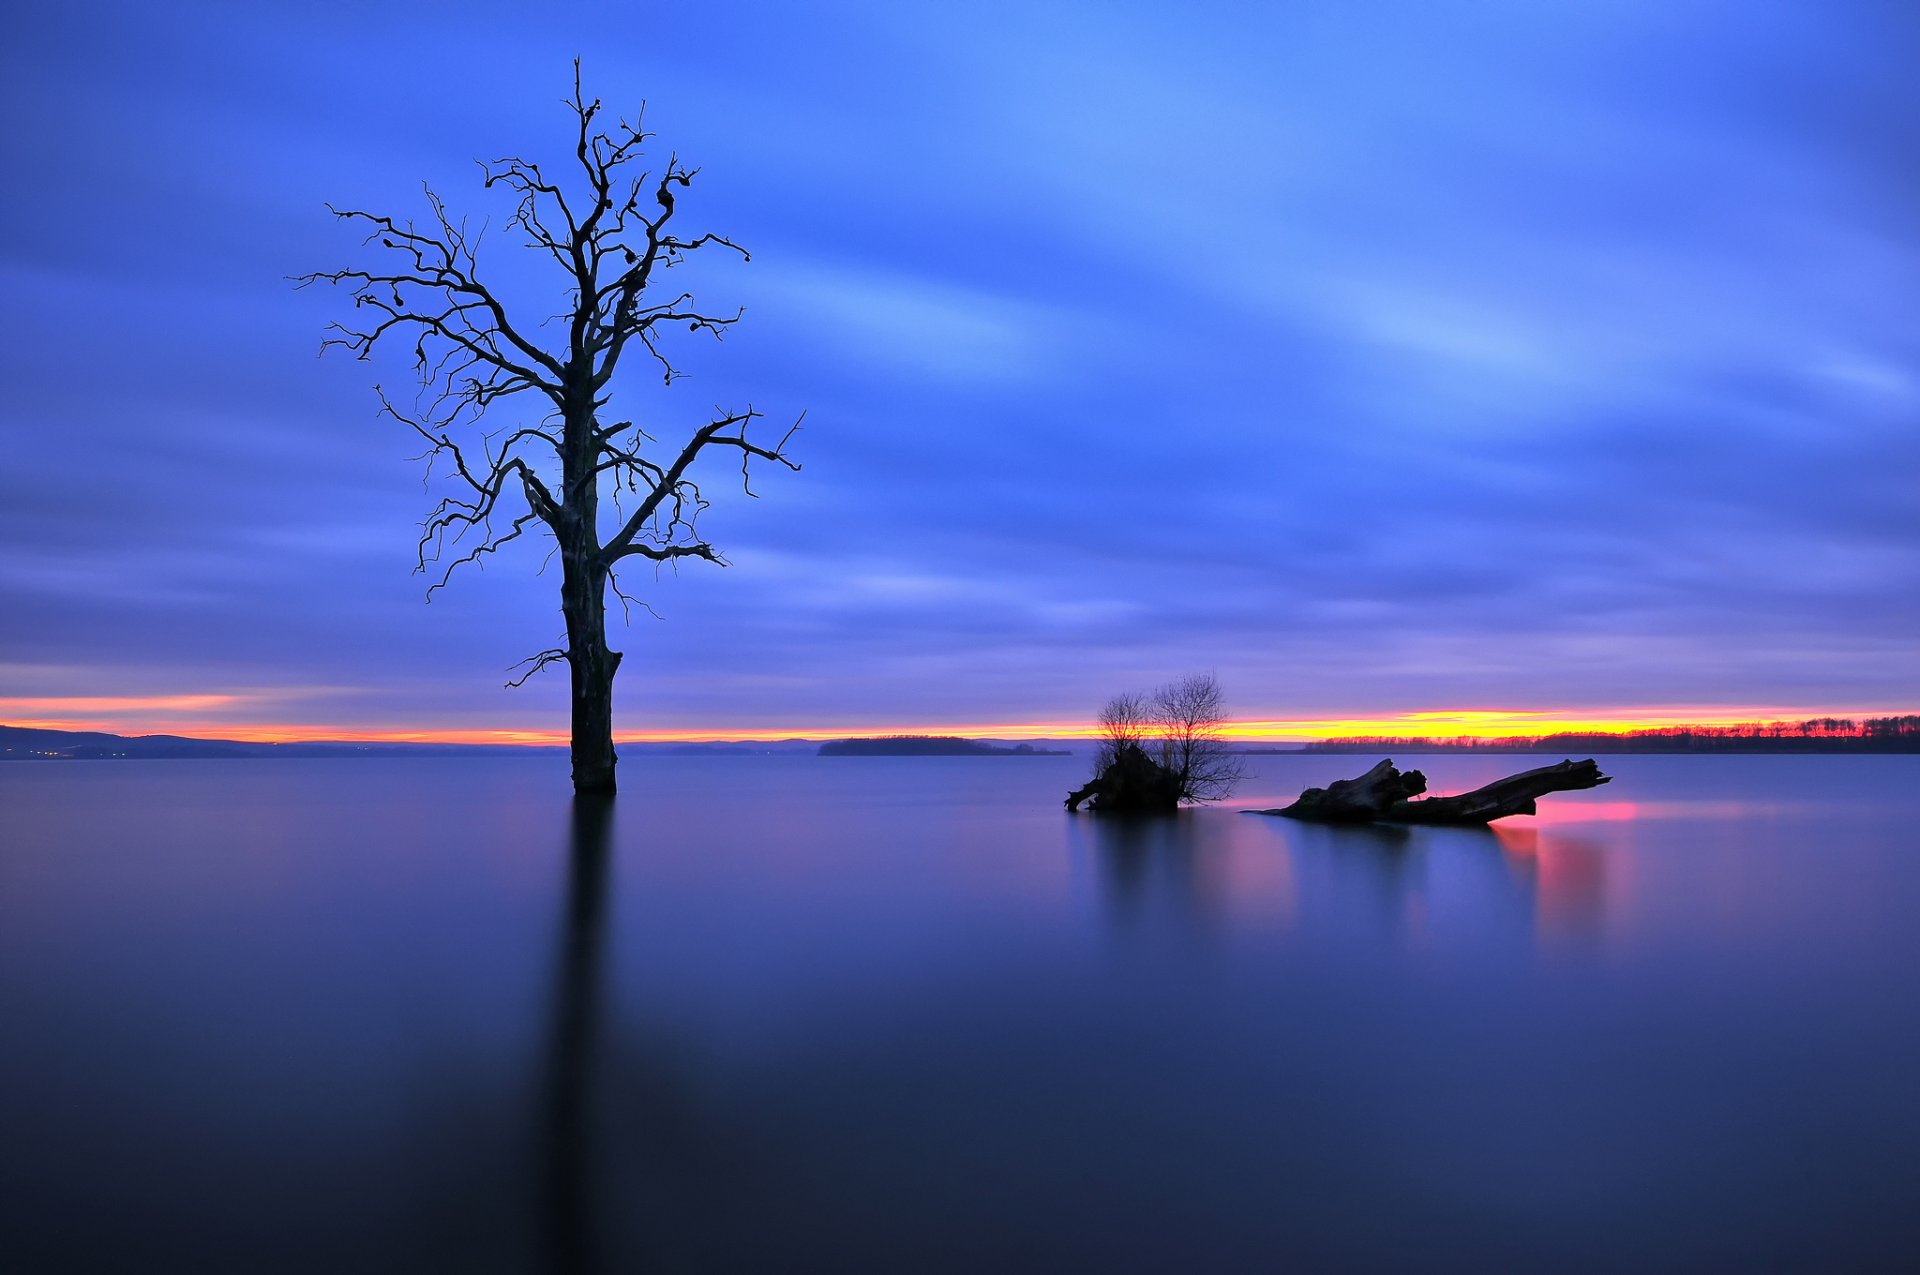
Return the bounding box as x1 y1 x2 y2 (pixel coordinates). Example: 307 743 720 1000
1261 758 1429 822
1387 759 1610 824
1251 758 1610 825
562 554 620 795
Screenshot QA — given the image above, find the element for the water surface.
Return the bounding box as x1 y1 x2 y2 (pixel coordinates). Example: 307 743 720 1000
3 754 1917 1272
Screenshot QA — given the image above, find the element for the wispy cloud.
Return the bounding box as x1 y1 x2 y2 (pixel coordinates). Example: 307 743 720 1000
0 0 1912 734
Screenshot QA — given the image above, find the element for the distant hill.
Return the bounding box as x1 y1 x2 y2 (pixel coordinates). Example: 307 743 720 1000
818 736 1071 757
0 725 816 760
0 725 547 760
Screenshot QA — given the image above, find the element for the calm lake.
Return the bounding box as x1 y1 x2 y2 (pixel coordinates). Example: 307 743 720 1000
4 753 1918 1272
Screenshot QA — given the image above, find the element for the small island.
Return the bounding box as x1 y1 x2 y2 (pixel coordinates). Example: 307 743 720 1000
818 736 1070 757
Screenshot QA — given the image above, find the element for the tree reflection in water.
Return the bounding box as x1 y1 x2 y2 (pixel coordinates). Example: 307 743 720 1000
542 796 612 1275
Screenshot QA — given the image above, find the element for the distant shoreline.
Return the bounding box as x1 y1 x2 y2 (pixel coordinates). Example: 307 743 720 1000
8 717 1915 761
0 724 1075 761
819 737 1070 757
0 724 811 761
1245 714 1920 755
1237 744 1920 755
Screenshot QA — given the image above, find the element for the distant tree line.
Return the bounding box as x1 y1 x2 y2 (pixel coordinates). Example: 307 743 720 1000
1298 715 1920 754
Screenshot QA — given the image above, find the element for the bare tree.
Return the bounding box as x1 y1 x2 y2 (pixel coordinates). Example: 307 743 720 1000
1095 690 1151 769
1069 673 1244 811
298 62 799 794
1148 672 1246 803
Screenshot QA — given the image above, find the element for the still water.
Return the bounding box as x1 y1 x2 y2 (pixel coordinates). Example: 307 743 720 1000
3 754 1917 1272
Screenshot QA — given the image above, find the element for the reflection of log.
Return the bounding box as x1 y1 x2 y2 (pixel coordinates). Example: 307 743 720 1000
1253 758 1610 825
1065 743 1183 813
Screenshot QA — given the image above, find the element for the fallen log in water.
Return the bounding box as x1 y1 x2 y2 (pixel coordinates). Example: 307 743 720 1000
1251 758 1610 825
1259 758 1428 822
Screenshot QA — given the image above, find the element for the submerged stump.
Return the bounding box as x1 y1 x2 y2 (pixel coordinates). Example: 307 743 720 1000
1065 743 1183 814
1252 758 1610 825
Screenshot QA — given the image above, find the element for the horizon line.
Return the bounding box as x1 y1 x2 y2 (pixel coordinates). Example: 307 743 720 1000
4 705 1915 747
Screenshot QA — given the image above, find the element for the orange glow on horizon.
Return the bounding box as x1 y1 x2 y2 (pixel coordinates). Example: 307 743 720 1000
4 701 1910 747
0 695 245 714
2 719 578 747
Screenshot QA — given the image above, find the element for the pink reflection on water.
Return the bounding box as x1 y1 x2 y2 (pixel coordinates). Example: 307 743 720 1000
1494 823 1616 945
1527 799 1766 824
1208 837 1299 927
1526 800 1644 823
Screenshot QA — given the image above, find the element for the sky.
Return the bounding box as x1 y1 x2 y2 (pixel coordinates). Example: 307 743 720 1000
1 0 1915 742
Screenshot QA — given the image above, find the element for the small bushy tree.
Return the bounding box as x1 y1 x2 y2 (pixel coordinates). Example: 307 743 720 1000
1093 690 1150 770
1147 672 1246 803
1083 672 1245 808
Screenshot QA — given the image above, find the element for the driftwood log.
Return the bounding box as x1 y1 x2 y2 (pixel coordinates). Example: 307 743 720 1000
1065 743 1183 813
1251 758 1610 825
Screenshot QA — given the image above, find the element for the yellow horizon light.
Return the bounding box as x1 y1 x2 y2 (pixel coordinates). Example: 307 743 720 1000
3 704 1909 747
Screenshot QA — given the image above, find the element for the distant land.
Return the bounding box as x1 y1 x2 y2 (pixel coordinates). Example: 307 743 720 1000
11 716 1917 762
1247 715 1920 754
0 725 817 760
819 736 1072 757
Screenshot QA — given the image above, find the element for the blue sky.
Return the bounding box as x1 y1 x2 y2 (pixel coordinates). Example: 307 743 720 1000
1 1 1914 738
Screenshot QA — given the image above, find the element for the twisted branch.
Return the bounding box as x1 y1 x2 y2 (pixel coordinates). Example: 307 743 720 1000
506 648 570 688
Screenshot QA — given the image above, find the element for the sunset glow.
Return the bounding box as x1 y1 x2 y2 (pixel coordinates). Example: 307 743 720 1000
4 0 1914 757
0 695 248 715
9 701 1910 746
3 6 1916 1272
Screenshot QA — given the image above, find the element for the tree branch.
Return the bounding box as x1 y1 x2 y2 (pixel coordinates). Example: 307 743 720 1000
505 648 569 688
599 409 801 563
304 63 799 623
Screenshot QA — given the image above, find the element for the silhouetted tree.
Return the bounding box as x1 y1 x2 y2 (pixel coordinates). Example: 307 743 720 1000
1148 672 1247 803
1071 673 1244 811
1094 690 1151 769
300 63 799 794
